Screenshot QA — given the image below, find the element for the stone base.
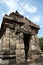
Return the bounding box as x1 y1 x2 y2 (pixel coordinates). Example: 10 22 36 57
31 54 40 61
27 50 41 61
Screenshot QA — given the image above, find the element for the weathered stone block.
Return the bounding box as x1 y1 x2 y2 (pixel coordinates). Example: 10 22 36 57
16 49 20 56
19 43 24 49
31 54 40 61
16 49 25 63
9 59 16 64
16 43 20 49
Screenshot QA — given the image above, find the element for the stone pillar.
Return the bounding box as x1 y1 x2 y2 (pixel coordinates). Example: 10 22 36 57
16 33 25 63
28 34 41 60
2 28 10 51
29 35 37 52
35 35 41 52
0 40 1 51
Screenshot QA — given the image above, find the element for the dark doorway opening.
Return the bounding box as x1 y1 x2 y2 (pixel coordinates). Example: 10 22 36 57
23 34 31 60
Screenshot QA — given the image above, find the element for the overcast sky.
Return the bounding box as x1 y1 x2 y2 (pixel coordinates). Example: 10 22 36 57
0 0 43 37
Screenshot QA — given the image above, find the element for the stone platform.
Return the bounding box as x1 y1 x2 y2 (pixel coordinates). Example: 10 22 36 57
0 55 43 65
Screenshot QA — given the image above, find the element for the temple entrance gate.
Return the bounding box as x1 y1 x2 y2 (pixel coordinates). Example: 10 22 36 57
23 34 31 60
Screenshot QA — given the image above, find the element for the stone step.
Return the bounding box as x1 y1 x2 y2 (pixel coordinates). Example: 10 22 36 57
0 55 16 59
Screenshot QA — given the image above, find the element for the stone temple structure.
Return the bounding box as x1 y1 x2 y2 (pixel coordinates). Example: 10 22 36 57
0 11 41 64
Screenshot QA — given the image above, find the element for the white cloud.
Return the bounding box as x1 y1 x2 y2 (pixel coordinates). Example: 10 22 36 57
4 0 25 15
1 13 5 16
0 12 5 27
0 0 19 13
31 16 40 23
23 3 37 13
5 0 18 10
40 25 43 28
0 0 37 14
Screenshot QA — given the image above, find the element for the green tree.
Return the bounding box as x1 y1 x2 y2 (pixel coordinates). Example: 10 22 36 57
39 37 43 51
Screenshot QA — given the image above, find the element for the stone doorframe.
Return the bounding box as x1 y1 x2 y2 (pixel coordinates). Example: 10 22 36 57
23 34 41 60
23 34 31 60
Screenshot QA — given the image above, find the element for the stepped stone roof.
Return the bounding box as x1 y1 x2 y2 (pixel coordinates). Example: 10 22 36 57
0 11 40 38
1 11 40 29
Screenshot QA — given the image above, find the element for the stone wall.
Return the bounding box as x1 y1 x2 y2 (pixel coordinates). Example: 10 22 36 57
1 28 25 63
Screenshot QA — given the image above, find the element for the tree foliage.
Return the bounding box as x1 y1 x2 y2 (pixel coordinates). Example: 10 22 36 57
39 37 43 51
